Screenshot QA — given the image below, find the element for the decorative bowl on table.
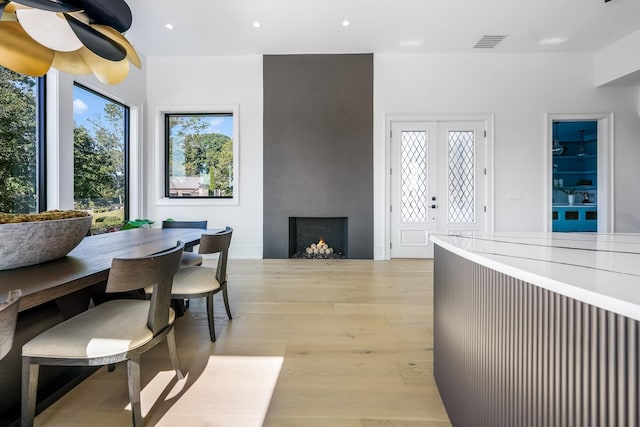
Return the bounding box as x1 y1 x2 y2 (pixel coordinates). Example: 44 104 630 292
0 210 92 270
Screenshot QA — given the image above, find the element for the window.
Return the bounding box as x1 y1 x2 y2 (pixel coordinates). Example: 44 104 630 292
165 113 234 199
73 84 129 232
0 67 45 214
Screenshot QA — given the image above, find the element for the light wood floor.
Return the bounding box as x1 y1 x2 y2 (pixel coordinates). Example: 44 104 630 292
35 259 451 427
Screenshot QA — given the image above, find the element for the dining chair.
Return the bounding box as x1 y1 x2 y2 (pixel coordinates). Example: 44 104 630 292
151 227 232 342
162 220 208 267
22 241 186 427
0 289 21 360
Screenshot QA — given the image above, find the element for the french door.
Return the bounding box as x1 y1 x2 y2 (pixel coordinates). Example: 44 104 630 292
390 121 487 258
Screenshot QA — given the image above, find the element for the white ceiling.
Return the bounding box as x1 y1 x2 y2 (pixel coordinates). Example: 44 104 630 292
124 0 640 57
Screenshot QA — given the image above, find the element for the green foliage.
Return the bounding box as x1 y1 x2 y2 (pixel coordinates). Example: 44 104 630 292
183 132 233 196
0 67 38 213
170 115 233 197
73 89 126 211
90 207 124 234
86 103 125 203
121 218 154 230
73 126 117 208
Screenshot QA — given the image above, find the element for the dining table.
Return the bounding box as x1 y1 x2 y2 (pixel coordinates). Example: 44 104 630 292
0 227 209 310
0 226 215 425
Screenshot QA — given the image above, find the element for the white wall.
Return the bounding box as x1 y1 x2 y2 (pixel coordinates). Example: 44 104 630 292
595 29 640 87
374 53 640 258
62 51 637 260
144 56 263 258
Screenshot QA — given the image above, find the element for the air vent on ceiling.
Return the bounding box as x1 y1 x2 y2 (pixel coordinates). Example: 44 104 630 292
473 35 507 49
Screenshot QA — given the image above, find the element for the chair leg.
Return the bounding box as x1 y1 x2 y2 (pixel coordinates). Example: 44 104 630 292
221 283 232 320
166 327 185 379
206 294 216 342
171 298 187 317
127 355 143 427
21 358 39 427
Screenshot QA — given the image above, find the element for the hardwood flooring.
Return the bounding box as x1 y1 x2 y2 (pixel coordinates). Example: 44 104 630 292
34 259 451 426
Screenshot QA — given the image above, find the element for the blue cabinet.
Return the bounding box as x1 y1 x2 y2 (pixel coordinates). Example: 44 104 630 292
552 206 597 232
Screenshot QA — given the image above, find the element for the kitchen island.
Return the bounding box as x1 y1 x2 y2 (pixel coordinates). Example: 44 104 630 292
430 232 639 427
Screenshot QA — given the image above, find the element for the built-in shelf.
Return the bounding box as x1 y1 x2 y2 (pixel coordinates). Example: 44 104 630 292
553 154 596 160
554 170 597 175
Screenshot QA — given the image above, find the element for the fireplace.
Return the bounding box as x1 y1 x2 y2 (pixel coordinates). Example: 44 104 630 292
263 54 373 259
289 217 348 258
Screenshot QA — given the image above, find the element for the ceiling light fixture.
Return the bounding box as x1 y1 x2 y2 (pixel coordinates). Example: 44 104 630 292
0 0 141 85
253 21 261 28
399 39 424 48
342 20 350 27
165 23 174 30
539 36 568 45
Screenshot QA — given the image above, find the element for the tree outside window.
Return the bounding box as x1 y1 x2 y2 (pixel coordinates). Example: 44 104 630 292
73 84 128 233
165 113 234 198
0 67 43 214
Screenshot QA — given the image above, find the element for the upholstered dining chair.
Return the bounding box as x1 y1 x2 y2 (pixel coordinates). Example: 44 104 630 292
22 241 185 427
151 227 232 342
0 289 21 360
162 220 208 267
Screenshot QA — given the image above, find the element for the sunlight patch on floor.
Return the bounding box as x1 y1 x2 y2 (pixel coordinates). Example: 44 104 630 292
133 355 284 425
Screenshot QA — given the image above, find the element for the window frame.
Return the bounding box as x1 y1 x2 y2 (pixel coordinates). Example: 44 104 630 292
164 112 234 199
72 82 131 221
36 75 47 211
155 104 239 206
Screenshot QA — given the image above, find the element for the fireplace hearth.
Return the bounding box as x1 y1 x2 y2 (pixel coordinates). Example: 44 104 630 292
289 217 348 259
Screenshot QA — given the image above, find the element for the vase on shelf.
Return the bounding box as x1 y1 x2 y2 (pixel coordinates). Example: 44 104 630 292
568 194 575 206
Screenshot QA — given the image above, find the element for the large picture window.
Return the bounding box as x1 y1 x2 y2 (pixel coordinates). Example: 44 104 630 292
165 113 234 198
0 67 45 214
73 83 129 233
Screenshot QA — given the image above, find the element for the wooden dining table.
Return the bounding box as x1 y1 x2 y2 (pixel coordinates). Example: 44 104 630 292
0 227 214 425
0 227 210 310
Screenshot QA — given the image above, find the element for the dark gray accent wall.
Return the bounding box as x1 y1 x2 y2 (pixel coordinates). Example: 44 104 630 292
263 54 373 259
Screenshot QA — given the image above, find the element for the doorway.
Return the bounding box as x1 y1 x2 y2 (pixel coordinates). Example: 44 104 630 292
390 120 487 258
546 114 613 233
551 121 598 232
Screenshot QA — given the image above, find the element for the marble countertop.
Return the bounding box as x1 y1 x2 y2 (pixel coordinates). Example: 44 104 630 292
430 232 640 320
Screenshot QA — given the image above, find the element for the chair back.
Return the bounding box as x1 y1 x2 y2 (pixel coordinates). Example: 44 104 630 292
106 241 184 336
162 220 207 229
0 289 21 360
199 226 233 284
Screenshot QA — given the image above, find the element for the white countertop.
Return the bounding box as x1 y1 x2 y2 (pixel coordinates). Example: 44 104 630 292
430 232 640 320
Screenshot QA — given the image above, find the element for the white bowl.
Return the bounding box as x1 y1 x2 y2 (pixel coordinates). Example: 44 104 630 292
0 215 92 270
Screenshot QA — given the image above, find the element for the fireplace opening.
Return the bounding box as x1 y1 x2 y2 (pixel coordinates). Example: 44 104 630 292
289 217 348 259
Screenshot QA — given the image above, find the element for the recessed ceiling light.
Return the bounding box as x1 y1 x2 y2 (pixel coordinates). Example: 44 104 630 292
399 39 424 48
165 23 174 30
539 36 568 45
253 21 261 28
342 20 350 27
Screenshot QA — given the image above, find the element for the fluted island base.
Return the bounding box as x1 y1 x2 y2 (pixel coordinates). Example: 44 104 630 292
433 245 639 427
